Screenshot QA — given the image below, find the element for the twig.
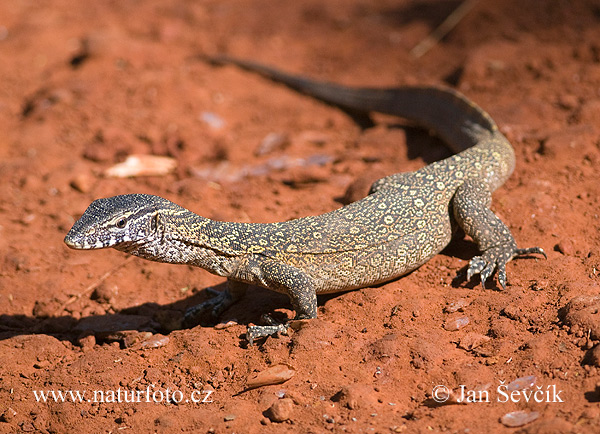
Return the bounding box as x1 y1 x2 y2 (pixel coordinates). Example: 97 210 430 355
61 256 136 310
411 0 480 58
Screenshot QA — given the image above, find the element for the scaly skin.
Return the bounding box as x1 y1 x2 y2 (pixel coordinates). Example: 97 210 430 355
65 58 545 344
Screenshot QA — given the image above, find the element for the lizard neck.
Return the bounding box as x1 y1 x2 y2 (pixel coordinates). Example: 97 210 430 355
115 210 244 277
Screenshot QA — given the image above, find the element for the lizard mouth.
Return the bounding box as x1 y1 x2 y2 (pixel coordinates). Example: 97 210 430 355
64 233 106 249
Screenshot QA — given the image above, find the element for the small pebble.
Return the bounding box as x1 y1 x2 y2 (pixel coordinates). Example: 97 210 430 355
139 334 170 349
529 279 548 291
76 334 96 350
33 360 51 369
444 316 470 331
445 298 470 313
200 112 225 130
458 333 490 350
266 398 294 422
91 284 116 303
557 93 579 110
500 410 539 427
120 331 152 348
507 375 536 391
297 130 329 145
255 132 289 156
223 414 236 422
555 240 574 255
0 407 17 423
214 319 239 330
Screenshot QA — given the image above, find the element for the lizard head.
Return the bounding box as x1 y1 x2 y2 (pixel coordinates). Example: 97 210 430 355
64 194 177 250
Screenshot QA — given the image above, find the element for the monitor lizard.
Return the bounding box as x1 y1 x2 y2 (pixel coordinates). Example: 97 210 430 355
64 56 545 344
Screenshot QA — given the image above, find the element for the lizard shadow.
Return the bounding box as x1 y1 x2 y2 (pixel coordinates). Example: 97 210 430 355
401 124 453 164
0 281 301 347
0 237 501 346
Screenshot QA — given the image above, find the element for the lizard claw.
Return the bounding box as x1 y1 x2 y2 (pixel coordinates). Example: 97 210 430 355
515 246 547 259
467 245 546 289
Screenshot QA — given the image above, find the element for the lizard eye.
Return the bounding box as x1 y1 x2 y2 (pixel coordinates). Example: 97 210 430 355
115 217 127 229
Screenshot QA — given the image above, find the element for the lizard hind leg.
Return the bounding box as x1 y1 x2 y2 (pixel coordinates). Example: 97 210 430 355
452 180 546 289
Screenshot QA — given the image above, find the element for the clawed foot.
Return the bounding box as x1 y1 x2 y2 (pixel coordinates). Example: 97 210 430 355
467 245 546 289
246 314 290 346
183 288 233 328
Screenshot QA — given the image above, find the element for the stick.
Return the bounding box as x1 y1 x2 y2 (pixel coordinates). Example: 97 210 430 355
411 0 480 58
61 256 136 310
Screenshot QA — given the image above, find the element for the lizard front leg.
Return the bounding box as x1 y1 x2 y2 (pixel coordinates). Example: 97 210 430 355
452 180 545 289
245 260 317 345
183 279 248 327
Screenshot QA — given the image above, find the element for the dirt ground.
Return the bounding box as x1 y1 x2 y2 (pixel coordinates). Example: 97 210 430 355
1 0 600 432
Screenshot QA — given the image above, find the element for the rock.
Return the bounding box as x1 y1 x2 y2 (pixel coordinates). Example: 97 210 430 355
245 364 295 390
585 344 600 367
265 398 294 422
558 295 600 340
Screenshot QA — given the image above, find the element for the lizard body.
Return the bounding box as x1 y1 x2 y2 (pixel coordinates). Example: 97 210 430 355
65 57 544 343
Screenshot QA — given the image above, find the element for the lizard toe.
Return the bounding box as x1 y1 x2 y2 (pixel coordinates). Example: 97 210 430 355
467 256 486 281
497 264 507 290
480 262 495 287
466 244 546 289
516 246 547 259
